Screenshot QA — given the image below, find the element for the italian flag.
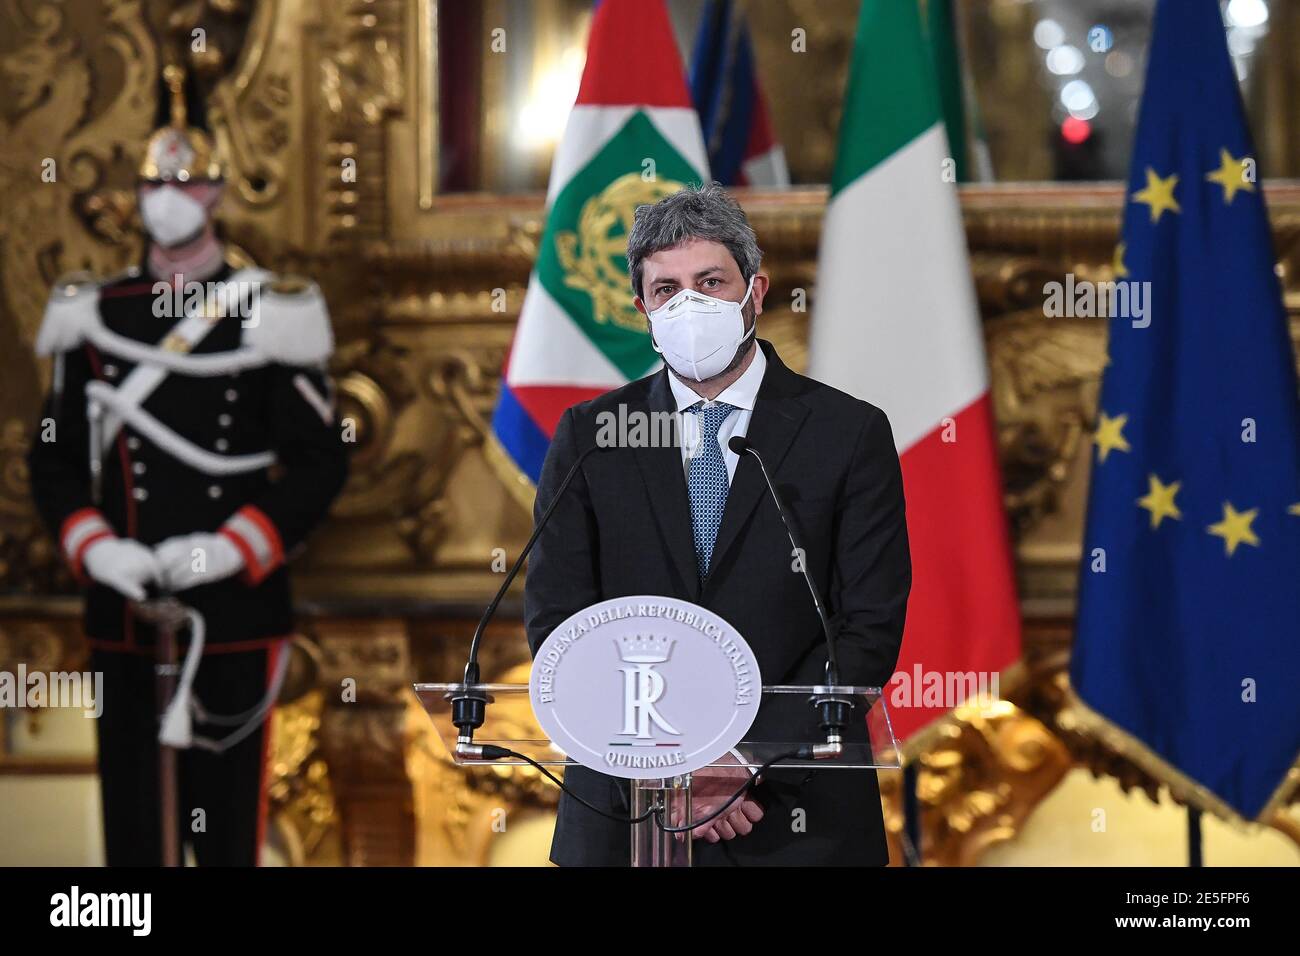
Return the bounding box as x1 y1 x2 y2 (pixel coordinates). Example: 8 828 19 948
489 0 709 501
925 0 993 183
808 0 1021 744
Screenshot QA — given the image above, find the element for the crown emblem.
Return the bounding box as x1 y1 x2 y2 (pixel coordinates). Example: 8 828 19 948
616 633 675 665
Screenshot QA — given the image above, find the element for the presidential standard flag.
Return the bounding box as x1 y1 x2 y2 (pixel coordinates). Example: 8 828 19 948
1070 0 1300 821
689 0 790 188
489 0 709 499
808 0 1021 743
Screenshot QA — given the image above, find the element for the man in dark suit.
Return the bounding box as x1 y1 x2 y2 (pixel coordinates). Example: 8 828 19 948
525 183 911 866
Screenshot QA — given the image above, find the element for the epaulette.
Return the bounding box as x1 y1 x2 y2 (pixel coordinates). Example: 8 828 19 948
35 272 102 356
240 269 334 366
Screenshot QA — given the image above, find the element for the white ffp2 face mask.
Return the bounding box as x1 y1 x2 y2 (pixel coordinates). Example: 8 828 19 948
139 185 208 248
648 276 756 381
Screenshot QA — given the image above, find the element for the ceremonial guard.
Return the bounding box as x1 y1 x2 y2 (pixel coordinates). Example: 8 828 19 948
27 66 349 866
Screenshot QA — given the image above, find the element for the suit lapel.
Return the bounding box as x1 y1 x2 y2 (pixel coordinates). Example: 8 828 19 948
630 370 700 597
706 397 805 579
707 344 808 581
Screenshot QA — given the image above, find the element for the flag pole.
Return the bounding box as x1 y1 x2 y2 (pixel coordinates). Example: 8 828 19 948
1187 807 1203 867
902 761 921 866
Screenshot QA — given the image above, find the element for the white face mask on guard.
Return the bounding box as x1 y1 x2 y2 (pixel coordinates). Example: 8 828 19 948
139 185 209 248
648 275 756 382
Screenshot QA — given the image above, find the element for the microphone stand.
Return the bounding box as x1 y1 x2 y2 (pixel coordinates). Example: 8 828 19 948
451 443 604 755
728 436 852 756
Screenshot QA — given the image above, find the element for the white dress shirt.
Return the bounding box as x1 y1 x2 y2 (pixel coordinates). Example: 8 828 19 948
666 344 767 485
667 345 767 776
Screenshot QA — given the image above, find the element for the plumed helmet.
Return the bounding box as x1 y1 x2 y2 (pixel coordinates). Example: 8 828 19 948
138 64 224 183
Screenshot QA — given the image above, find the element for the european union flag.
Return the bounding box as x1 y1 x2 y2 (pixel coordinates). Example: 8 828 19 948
1071 0 1300 820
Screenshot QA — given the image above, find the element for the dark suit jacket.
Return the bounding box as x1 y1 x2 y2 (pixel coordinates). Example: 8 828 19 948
524 340 911 866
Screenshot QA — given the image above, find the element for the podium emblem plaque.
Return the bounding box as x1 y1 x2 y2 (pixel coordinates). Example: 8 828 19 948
530 596 762 780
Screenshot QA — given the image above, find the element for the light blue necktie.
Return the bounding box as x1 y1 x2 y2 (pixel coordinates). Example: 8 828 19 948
686 401 735 581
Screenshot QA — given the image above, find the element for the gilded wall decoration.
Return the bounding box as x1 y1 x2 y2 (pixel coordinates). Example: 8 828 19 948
0 0 156 352
878 699 1072 867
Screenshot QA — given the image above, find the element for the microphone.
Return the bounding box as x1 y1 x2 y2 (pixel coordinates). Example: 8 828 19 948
728 435 852 755
452 442 606 754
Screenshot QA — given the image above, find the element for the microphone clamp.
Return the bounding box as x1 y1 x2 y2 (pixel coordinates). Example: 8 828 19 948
450 662 489 741
810 686 854 750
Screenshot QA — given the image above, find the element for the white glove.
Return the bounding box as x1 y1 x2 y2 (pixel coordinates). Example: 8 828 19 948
154 533 246 592
82 537 163 602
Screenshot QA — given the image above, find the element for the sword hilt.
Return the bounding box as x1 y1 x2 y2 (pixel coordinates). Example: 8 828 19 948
130 590 190 630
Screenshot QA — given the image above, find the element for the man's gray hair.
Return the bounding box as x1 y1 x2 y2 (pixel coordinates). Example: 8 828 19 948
625 181 762 300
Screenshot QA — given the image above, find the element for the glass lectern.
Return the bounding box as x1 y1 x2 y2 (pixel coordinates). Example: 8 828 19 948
414 682 900 867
